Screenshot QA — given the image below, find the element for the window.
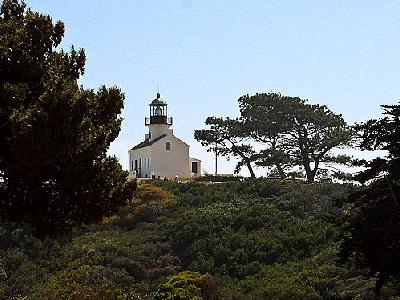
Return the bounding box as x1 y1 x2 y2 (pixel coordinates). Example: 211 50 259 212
165 142 171 151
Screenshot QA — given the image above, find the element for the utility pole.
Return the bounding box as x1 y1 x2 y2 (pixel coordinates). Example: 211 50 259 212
214 142 218 176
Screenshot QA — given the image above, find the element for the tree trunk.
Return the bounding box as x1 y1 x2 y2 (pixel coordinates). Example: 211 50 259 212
303 155 318 183
374 276 384 300
298 132 314 183
304 163 315 183
271 138 285 178
230 142 255 178
214 146 218 176
246 159 256 178
276 163 286 179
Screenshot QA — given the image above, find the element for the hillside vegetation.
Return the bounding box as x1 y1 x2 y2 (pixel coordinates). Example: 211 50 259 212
1 1 399 299
1 179 398 299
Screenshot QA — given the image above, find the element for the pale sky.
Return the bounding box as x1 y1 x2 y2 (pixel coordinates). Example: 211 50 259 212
27 1 400 176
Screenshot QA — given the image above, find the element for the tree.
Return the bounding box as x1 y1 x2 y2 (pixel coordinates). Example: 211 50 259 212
340 104 400 297
239 93 296 178
0 0 134 234
239 93 353 183
194 117 257 177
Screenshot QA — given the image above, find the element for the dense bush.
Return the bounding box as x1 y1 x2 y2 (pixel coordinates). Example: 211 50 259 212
0 223 56 299
103 183 176 230
154 271 219 300
31 265 141 300
242 260 338 299
134 184 176 204
166 198 335 278
1 179 399 299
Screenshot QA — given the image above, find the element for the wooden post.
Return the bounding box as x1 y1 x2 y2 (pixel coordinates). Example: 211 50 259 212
215 143 218 176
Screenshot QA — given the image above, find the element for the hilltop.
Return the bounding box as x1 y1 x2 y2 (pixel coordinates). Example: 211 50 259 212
1 179 398 299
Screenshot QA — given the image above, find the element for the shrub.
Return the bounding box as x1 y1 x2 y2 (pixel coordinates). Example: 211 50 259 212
154 271 219 300
134 184 175 205
242 260 338 299
166 196 334 278
30 265 144 300
111 257 147 280
103 184 176 230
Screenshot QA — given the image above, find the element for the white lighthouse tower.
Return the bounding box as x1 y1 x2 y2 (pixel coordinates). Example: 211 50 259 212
145 92 173 141
128 93 201 179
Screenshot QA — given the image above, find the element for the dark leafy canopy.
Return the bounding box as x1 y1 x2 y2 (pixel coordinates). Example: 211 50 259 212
195 92 353 182
239 93 354 182
239 93 297 178
340 104 400 295
194 117 257 177
0 0 134 234
354 104 400 183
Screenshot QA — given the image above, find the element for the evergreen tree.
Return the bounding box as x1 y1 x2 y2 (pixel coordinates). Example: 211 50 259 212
195 93 353 181
340 104 400 297
194 117 257 177
0 0 134 234
239 93 353 182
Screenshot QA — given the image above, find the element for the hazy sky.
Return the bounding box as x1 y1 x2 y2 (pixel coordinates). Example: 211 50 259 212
27 1 400 176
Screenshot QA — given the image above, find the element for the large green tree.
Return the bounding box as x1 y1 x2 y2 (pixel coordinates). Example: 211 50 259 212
239 93 296 178
0 0 134 234
196 93 353 181
340 104 400 297
194 117 257 177
239 93 353 182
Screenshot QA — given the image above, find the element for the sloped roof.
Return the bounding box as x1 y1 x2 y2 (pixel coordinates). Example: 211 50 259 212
150 98 167 106
130 134 167 151
150 93 167 106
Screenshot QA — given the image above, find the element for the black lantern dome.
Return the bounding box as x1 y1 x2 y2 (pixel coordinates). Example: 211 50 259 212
145 93 173 126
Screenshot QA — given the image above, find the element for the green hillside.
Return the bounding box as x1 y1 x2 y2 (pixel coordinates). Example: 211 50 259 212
1 179 398 299
1 1 400 299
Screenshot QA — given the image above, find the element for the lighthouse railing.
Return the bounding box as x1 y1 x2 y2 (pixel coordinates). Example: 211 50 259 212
145 117 173 125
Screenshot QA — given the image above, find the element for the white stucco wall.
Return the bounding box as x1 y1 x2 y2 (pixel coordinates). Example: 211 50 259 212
150 135 190 178
128 146 152 178
189 157 201 177
129 123 201 179
149 124 172 141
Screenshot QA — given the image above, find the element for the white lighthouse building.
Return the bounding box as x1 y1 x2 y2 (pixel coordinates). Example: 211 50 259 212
128 93 201 179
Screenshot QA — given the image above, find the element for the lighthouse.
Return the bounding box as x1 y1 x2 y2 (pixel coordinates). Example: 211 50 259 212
145 92 173 140
128 93 201 179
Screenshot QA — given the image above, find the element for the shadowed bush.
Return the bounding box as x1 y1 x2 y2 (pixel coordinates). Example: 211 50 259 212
154 271 219 300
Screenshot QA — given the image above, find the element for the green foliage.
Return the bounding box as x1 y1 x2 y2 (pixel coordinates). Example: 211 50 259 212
1 175 398 299
30 265 140 300
152 180 350 282
340 104 400 295
0 0 134 234
242 260 337 299
134 184 176 204
239 93 354 182
194 117 256 177
167 198 335 278
154 271 219 300
0 223 58 299
103 183 176 230
195 93 354 182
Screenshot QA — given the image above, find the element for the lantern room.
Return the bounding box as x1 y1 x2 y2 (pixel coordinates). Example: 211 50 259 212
145 92 173 126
